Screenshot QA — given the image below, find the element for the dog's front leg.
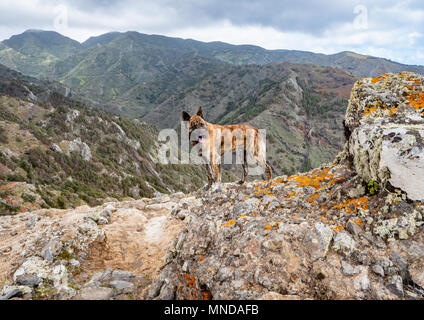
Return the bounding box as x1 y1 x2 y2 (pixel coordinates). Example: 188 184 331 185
203 163 214 191
210 164 222 192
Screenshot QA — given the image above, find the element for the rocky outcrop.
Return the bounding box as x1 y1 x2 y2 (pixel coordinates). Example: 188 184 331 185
0 195 191 300
345 72 424 201
68 138 92 161
148 166 424 300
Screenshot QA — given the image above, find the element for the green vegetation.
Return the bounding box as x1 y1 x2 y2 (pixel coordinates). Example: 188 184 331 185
367 180 379 195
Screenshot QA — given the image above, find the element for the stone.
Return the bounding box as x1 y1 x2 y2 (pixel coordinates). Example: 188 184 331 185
345 73 424 201
341 261 360 276
158 282 175 300
304 223 334 260
89 212 110 225
346 220 363 236
77 286 114 300
69 138 92 161
13 256 68 290
353 267 370 292
57 286 76 300
90 268 112 285
147 279 164 299
259 292 301 300
109 280 135 292
50 144 62 153
386 275 404 298
347 184 366 199
42 248 54 262
41 239 62 261
97 216 109 225
332 230 356 255
69 259 80 268
173 192 185 199
15 274 42 287
177 210 188 220
111 270 135 282
0 285 30 300
408 257 424 288
372 265 385 277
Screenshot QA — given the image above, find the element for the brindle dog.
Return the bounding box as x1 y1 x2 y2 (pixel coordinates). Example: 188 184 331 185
182 106 272 189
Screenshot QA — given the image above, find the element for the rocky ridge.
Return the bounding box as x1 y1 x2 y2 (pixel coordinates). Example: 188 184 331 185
1 72 424 300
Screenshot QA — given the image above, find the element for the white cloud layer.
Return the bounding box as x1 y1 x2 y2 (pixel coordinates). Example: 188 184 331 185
0 0 423 65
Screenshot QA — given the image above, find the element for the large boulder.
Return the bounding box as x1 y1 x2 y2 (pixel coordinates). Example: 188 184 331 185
345 72 424 201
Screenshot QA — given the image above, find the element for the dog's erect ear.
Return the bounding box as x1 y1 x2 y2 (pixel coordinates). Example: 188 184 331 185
196 106 204 119
182 111 191 122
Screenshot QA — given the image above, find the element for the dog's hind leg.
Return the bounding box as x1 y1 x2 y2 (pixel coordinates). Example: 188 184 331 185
252 153 272 182
212 164 221 183
264 161 272 181
238 149 248 184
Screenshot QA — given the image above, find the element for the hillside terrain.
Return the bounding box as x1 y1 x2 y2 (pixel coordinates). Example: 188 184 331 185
1 72 424 300
0 64 207 214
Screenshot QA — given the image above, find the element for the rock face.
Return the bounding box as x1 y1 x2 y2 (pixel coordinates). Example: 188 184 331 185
68 137 92 161
0 196 189 300
1 72 424 300
345 72 424 201
148 169 424 300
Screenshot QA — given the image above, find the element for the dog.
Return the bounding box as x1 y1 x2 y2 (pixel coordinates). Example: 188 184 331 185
182 106 272 189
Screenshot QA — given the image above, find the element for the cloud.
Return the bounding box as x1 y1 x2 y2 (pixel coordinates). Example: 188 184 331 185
0 0 423 65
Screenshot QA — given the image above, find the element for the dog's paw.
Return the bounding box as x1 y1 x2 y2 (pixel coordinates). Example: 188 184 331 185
237 180 245 185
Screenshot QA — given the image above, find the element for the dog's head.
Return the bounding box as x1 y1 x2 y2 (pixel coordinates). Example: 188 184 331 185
182 106 208 146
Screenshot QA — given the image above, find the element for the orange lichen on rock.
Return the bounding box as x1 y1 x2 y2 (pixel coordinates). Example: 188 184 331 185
222 219 236 227
388 107 398 116
287 168 345 191
407 90 424 110
330 225 344 232
183 273 196 287
371 74 387 84
362 106 378 116
281 191 298 199
331 197 369 214
401 73 424 110
308 193 320 204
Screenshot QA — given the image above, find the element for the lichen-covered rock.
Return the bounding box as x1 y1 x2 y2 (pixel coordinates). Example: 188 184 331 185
12 256 68 289
408 257 424 288
345 72 424 201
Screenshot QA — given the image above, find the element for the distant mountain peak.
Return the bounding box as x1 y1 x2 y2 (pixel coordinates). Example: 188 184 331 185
23 29 46 33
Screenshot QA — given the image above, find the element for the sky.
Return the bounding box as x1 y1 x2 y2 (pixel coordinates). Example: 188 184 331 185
1 0 423 65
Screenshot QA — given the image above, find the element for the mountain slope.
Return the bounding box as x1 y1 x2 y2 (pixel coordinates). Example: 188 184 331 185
0 30 81 77
0 64 207 214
